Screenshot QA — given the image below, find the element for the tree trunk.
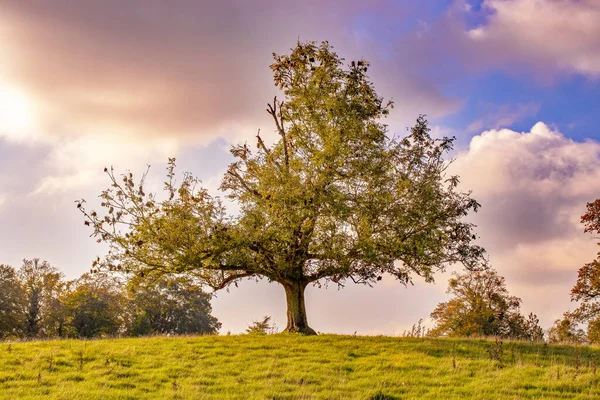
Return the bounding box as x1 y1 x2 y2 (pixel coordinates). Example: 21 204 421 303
282 281 316 335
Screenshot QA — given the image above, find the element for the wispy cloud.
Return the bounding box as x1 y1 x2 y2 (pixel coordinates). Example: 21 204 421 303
467 102 540 133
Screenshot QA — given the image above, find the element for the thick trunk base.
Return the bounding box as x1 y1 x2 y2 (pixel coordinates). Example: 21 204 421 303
282 282 317 335
283 325 317 335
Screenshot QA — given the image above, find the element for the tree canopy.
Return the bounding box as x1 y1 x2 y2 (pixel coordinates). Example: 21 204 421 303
547 315 587 344
77 41 486 334
125 276 221 336
18 258 63 338
62 273 124 338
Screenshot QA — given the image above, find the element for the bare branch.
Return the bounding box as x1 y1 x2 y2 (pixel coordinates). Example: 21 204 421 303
267 96 289 169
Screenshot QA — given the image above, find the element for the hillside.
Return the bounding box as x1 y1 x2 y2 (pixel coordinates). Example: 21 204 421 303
0 335 599 399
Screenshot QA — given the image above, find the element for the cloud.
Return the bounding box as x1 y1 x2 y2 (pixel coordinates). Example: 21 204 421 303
452 122 600 324
1 0 595 153
5 0 596 156
0 1 459 147
0 137 228 282
468 0 600 77
31 133 179 195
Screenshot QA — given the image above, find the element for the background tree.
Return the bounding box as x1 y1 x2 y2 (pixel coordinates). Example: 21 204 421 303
570 199 600 324
62 273 124 338
586 317 600 344
547 315 586 344
125 276 220 336
522 312 545 342
430 268 542 339
43 279 71 338
18 258 63 338
0 264 26 339
78 41 486 334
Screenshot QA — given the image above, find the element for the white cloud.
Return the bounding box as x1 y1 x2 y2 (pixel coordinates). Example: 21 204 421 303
469 0 600 76
31 133 180 196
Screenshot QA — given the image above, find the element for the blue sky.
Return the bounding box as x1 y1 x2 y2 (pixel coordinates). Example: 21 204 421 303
439 68 600 143
1 0 599 334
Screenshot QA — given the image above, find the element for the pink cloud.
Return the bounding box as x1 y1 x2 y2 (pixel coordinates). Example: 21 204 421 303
0 1 458 145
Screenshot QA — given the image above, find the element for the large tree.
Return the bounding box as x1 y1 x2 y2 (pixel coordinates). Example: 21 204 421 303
78 41 485 334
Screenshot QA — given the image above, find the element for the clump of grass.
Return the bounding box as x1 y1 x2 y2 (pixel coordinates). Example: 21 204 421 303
487 338 503 362
77 350 84 371
47 353 54 371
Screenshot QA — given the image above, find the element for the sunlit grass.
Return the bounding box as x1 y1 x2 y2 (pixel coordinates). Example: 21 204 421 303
1 335 599 399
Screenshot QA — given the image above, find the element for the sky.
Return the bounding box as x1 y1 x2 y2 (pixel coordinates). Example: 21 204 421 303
1 0 600 334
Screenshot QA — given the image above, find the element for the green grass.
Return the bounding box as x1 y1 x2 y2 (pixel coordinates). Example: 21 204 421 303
1 335 600 399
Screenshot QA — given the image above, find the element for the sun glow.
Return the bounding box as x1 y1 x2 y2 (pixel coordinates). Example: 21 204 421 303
0 84 38 139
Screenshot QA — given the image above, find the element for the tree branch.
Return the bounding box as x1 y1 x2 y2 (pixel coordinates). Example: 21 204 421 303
211 272 255 290
227 169 262 198
256 129 282 170
267 96 289 169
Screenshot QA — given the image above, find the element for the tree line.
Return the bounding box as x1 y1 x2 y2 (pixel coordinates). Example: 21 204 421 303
0 258 220 340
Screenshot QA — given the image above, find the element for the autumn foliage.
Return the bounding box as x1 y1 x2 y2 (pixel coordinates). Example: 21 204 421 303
571 199 600 323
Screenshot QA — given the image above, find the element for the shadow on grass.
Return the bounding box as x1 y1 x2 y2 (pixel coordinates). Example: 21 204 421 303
369 391 401 400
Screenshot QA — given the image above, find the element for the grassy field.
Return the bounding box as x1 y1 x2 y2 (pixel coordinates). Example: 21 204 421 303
1 335 599 399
